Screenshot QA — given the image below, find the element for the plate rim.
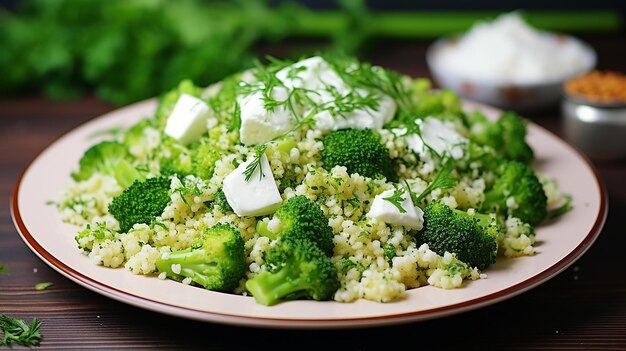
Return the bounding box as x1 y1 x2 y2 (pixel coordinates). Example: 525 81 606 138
10 98 609 329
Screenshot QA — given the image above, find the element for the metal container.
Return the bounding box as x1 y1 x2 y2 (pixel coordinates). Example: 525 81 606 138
562 95 626 161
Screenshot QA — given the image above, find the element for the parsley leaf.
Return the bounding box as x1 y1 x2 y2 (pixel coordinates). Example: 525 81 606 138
0 315 43 347
0 264 7 274
383 187 407 213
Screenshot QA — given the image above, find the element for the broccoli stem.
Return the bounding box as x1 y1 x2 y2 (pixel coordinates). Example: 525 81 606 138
157 249 220 288
114 159 143 189
275 138 297 155
255 221 277 239
246 268 307 306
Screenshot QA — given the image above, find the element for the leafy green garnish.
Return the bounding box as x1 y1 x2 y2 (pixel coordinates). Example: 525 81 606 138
0 315 43 347
243 144 268 182
411 158 457 205
0 263 8 274
323 53 414 111
383 187 407 213
35 282 54 291
383 243 396 263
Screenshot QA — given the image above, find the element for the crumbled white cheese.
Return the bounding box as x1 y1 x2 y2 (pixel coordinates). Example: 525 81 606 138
406 117 468 159
164 94 211 145
276 56 397 132
222 153 283 217
276 56 345 91
238 86 295 145
313 89 397 131
367 188 424 230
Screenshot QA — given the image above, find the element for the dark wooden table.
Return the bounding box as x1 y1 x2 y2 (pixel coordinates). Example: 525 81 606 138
2 36 626 350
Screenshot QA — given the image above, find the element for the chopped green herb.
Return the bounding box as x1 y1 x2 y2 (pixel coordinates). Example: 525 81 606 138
0 315 43 347
383 243 396 263
346 198 361 208
412 158 457 205
383 187 407 213
0 264 8 274
35 282 54 291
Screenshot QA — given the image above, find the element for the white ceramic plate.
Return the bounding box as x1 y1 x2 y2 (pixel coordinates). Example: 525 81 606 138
11 98 607 329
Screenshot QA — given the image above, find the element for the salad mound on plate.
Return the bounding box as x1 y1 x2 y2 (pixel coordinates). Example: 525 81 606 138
56 54 571 305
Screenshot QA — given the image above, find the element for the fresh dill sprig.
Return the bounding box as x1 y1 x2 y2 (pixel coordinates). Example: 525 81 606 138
318 84 380 119
383 187 407 213
228 101 242 133
237 57 319 123
412 158 457 205
243 144 268 182
322 53 414 111
0 315 43 347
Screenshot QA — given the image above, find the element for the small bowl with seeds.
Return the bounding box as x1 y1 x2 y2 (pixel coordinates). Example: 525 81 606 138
562 70 626 161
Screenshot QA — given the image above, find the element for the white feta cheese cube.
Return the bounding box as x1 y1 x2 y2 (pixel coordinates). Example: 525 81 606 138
312 90 397 131
277 56 397 132
276 56 344 91
367 188 424 230
164 94 210 145
222 153 283 217
406 117 468 159
238 86 295 145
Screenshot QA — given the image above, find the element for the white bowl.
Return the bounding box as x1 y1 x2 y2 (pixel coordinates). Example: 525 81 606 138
426 35 597 111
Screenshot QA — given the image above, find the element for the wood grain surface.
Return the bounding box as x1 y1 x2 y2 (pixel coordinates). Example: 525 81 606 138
1 37 626 350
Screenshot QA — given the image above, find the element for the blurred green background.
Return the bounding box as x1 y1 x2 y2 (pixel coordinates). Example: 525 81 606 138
0 0 623 105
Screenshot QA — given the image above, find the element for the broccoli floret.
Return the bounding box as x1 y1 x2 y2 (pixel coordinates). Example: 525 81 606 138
123 119 156 152
481 161 548 226
465 111 534 164
71 141 132 181
213 190 232 213
157 137 193 177
321 128 397 182
108 176 171 232
467 142 500 173
417 202 499 270
386 80 462 129
189 139 222 180
465 111 504 149
155 79 203 129
245 237 340 305
156 224 245 292
498 112 534 164
256 195 334 256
